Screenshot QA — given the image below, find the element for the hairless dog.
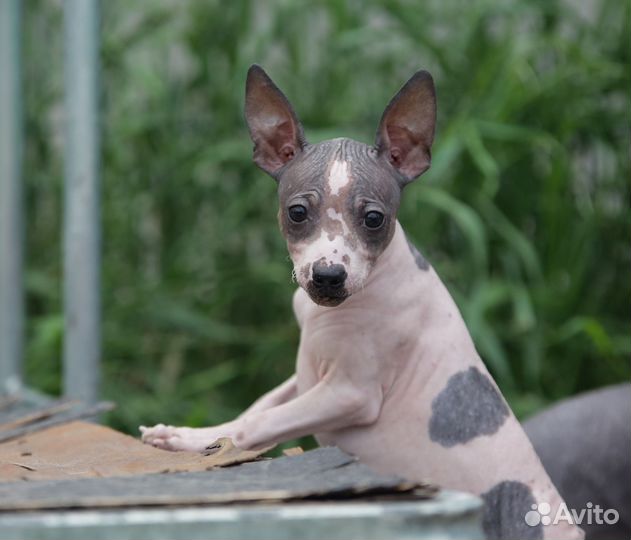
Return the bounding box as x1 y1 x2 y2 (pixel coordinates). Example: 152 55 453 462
142 66 586 539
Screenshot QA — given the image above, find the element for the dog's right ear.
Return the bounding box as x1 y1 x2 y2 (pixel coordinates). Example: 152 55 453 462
375 70 436 184
245 65 306 177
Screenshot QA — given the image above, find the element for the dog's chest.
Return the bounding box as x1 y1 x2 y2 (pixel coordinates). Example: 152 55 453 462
294 304 420 399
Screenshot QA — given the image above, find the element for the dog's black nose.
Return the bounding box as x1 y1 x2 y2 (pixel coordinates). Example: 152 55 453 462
312 264 347 290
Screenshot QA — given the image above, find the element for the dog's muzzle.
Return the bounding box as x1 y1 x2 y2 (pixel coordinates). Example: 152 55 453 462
307 262 349 306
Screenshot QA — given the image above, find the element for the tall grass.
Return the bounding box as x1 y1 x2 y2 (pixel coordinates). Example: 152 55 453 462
21 0 629 437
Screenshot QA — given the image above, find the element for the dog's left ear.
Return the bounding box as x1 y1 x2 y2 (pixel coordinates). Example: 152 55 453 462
375 70 436 183
245 65 306 177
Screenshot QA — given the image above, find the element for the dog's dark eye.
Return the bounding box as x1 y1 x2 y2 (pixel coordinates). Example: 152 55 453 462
364 211 384 229
288 204 308 223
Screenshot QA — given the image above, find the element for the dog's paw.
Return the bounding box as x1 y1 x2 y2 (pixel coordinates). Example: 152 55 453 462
139 423 178 443
146 434 196 452
139 424 228 453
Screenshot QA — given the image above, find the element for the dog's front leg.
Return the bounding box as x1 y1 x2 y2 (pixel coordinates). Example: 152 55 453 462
141 375 379 452
142 379 380 452
237 374 297 418
232 379 381 450
140 375 298 452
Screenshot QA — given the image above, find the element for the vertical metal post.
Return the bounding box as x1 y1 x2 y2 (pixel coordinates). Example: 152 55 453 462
63 0 101 403
0 0 24 396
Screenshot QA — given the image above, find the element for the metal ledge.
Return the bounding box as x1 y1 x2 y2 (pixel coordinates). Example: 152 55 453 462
0 491 483 540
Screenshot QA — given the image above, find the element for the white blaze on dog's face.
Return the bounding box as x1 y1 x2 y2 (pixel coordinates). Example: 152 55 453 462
244 65 436 306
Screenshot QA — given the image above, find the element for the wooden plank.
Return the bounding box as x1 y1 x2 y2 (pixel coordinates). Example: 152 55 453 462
0 401 115 443
0 447 436 511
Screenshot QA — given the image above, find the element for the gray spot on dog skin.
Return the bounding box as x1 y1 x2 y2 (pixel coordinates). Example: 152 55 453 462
429 367 509 447
481 481 542 540
406 236 429 270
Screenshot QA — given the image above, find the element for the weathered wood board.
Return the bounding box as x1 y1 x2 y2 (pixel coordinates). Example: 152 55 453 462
0 447 435 511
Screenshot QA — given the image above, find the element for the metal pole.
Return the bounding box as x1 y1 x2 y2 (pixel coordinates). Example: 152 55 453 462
63 0 101 403
0 0 24 396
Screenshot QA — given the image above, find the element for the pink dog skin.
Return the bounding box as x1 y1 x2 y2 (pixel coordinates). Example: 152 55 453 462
141 66 584 540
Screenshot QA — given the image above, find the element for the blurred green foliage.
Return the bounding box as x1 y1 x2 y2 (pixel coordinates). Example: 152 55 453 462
21 0 629 440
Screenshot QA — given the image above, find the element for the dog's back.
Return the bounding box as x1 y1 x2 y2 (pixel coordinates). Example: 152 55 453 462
524 384 631 540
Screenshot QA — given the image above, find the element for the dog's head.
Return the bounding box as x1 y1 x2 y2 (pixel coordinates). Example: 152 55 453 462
245 66 436 306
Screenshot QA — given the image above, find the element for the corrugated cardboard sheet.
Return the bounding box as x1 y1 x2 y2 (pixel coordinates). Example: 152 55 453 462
0 421 270 482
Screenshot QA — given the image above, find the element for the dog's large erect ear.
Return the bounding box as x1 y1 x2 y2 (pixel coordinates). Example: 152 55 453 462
375 70 436 183
245 65 306 177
